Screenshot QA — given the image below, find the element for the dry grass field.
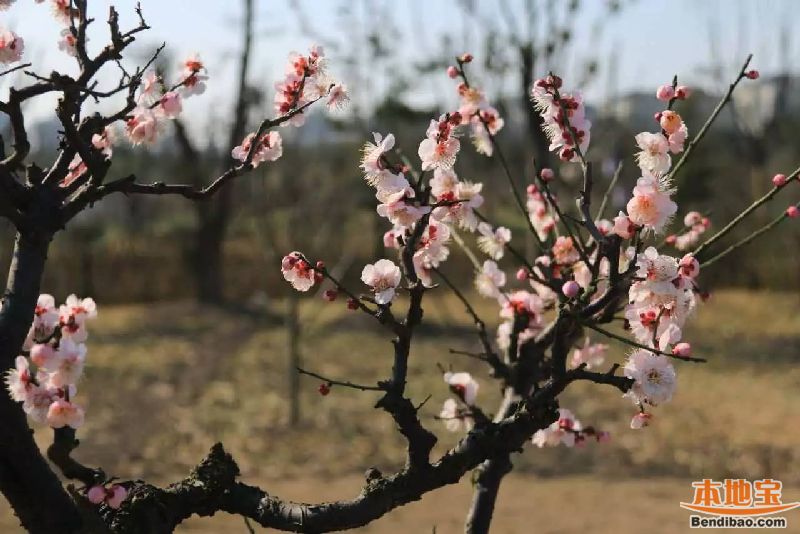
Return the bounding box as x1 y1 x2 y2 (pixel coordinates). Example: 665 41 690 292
1 289 799 532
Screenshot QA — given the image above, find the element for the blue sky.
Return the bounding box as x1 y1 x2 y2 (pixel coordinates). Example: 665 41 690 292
2 0 797 141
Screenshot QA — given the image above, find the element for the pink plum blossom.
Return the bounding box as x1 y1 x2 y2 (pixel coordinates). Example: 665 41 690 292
231 131 283 167
626 177 677 233
0 28 24 64
46 399 85 429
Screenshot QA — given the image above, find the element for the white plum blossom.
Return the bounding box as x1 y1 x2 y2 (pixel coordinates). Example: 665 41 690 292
476 222 511 260
429 168 459 198
59 295 97 343
531 77 591 162
361 132 396 185
326 84 349 110
431 181 484 231
57 28 79 56
5 356 33 402
475 260 506 299
374 172 414 204
570 339 608 369
439 398 473 432
418 116 461 171
634 132 671 176
361 259 402 305
624 350 677 406
281 252 318 292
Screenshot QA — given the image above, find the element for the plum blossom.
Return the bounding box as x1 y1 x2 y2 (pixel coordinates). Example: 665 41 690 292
418 115 461 171
634 132 671 176
46 399 84 429
5 356 34 402
531 76 591 162
57 28 78 56
626 177 677 233
551 236 580 265
179 54 208 97
612 211 637 239
0 29 24 64
360 132 395 185
87 484 128 509
443 371 479 405
431 180 484 231
361 259 401 305
91 127 116 158
59 295 97 343
231 131 283 167
526 185 556 240
373 172 414 204
61 154 87 188
45 338 86 388
326 84 349 110
570 339 608 369
125 108 160 146
157 91 183 119
474 260 506 299
476 222 511 260
624 350 677 406
377 199 431 229
412 220 451 286
0 1 14 10
281 252 318 292
630 412 653 429
439 398 473 432
532 408 582 448
50 0 76 24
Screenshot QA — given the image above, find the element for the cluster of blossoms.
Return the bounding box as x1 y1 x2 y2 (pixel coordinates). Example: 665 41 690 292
666 211 711 251
530 75 591 162
532 408 610 448
232 46 346 167
445 54 506 157
526 182 557 240
5 294 96 429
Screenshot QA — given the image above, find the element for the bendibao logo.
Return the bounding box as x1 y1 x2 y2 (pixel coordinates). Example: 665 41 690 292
681 479 800 529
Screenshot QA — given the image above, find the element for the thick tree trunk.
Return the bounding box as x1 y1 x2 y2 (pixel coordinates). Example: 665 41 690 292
464 390 517 534
0 232 82 533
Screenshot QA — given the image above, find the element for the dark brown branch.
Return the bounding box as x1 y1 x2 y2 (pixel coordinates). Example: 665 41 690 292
296 366 385 392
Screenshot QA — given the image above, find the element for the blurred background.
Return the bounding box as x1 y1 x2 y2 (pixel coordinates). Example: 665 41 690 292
1 0 799 532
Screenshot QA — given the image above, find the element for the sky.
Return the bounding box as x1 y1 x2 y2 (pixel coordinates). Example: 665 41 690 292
2 0 798 143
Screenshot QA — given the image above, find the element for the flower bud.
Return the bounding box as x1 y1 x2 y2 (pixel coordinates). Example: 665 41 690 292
87 486 106 505
655 84 674 101
516 268 528 281
562 280 580 298
772 173 787 187
323 289 338 302
675 85 691 99
318 382 331 396
346 298 359 310
745 69 760 80
459 53 473 63
540 167 555 182
786 206 799 218
672 342 692 358
447 65 459 78
630 412 652 429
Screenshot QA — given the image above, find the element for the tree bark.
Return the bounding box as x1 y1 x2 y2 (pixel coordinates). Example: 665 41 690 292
0 232 82 533
464 389 517 534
